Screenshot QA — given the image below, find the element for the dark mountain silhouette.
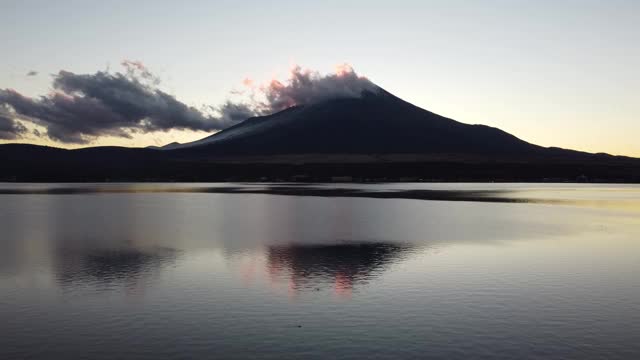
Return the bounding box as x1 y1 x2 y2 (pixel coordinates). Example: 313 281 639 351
171 89 540 156
147 142 183 150
1 88 639 182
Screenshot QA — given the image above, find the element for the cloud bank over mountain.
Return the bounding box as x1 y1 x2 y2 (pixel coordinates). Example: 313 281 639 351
251 64 378 114
0 61 376 144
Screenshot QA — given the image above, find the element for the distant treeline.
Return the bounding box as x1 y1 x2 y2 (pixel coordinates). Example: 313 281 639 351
2 144 639 183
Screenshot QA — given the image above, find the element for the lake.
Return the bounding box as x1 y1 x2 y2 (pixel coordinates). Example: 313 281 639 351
1 183 639 359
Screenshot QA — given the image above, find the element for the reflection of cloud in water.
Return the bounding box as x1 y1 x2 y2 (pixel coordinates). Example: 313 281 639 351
264 242 414 298
55 246 180 291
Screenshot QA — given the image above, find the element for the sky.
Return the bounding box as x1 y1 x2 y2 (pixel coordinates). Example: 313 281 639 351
1 0 639 156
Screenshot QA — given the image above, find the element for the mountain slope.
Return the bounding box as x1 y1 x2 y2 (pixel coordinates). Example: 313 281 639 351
172 89 541 157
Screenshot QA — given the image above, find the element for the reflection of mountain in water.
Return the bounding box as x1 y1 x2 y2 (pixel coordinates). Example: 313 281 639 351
55 246 179 290
266 243 413 297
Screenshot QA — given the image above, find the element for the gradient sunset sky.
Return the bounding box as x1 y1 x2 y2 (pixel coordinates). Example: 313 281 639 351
1 0 638 156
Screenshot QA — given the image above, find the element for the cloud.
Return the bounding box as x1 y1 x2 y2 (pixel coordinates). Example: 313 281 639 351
120 60 159 85
0 115 27 140
0 61 378 144
214 101 257 128
26 71 38 77
0 61 236 144
255 64 379 114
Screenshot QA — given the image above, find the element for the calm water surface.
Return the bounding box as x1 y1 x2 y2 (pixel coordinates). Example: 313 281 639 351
1 183 639 359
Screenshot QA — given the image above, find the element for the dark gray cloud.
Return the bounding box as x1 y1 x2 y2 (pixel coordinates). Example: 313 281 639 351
26 71 38 77
0 62 378 144
0 62 237 143
214 101 257 128
0 115 27 140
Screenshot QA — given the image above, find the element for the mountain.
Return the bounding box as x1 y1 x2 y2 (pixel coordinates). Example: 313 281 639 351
1 88 639 182
147 142 183 150
171 89 541 157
